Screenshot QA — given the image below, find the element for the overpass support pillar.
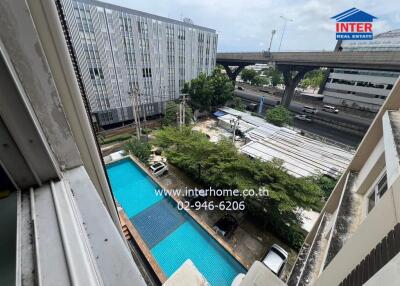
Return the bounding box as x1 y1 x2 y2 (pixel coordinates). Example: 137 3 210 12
221 64 247 82
278 65 313 107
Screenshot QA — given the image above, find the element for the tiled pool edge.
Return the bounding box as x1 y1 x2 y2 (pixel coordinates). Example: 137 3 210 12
107 154 250 270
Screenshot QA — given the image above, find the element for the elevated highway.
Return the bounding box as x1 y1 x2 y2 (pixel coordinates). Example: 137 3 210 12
217 51 400 106
217 51 400 71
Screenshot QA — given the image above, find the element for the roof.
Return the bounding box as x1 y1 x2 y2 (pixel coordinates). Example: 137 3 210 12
213 111 226 117
219 107 354 178
331 8 377 22
263 251 285 274
73 0 216 33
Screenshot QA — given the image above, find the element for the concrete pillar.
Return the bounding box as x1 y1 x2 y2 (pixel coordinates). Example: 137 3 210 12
278 65 314 107
318 40 343 94
221 64 247 82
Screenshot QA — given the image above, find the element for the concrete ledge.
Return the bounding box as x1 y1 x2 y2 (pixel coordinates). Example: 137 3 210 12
239 261 286 286
163 260 210 286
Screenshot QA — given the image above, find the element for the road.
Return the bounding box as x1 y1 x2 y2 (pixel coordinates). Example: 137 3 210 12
235 89 372 129
234 89 365 148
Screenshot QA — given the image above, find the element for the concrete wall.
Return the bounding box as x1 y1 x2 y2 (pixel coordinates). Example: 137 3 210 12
313 110 400 285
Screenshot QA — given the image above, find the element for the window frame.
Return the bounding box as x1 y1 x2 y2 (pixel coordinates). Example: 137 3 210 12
366 170 388 214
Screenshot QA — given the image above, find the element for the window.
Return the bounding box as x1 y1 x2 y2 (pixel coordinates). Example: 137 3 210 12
89 68 104 79
367 173 388 213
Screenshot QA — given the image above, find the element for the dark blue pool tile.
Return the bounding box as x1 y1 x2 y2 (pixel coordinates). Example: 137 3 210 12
131 199 186 248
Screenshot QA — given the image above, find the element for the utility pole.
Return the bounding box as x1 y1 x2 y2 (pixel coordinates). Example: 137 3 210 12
230 115 240 143
267 29 276 53
137 90 147 129
181 93 186 127
129 89 141 140
178 93 187 129
278 16 293 52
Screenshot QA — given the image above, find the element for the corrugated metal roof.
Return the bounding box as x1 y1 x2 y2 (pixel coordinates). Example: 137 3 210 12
219 107 354 178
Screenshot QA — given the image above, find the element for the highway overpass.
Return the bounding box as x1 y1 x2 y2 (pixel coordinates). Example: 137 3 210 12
217 51 400 106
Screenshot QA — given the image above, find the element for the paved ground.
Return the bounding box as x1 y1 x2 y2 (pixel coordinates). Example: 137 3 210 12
157 163 298 279
192 118 246 148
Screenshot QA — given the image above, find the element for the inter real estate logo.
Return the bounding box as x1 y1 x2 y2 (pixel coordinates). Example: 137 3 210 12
331 8 377 40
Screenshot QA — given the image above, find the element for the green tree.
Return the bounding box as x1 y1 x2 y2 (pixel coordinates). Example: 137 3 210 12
300 69 325 91
264 67 283 87
311 174 338 199
232 97 246 111
184 73 213 111
184 67 233 112
251 75 268 86
266 106 293 127
163 101 193 126
210 67 234 106
152 127 324 250
124 138 152 164
240 69 257 83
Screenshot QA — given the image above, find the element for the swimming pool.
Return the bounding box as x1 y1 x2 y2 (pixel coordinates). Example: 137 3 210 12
107 158 246 286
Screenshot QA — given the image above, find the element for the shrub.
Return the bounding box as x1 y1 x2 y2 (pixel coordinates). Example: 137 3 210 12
266 106 292 127
124 138 152 164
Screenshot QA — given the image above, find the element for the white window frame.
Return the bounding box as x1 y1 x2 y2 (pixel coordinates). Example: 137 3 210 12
365 169 388 214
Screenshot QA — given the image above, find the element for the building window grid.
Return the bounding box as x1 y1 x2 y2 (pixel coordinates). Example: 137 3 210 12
71 0 216 122
74 2 109 110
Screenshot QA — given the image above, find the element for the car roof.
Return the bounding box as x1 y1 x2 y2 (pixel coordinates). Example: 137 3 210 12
271 244 288 257
262 250 285 274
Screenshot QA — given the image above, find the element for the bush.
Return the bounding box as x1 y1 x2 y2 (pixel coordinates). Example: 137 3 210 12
99 134 132 145
124 138 152 164
232 97 246 111
266 106 292 127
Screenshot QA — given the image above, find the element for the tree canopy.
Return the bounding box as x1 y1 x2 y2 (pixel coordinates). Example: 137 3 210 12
152 127 325 249
300 69 325 91
183 66 234 112
232 97 246 111
240 69 258 83
263 67 283 87
124 138 152 164
266 106 293 127
251 75 268 86
163 101 193 126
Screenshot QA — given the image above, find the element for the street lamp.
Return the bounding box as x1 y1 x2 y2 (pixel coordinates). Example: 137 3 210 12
278 15 293 52
267 29 276 53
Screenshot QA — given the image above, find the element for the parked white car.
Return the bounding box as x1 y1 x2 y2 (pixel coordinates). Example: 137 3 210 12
262 244 288 277
322 105 339 113
150 162 168 177
295 114 312 122
302 106 318 114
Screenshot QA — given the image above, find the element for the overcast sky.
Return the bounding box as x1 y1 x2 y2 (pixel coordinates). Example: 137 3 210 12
106 0 399 52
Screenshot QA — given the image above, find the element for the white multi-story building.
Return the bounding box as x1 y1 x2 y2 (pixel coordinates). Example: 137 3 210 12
322 30 400 112
61 0 218 126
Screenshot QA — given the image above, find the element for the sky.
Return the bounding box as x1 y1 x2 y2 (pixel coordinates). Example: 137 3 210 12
106 0 400 52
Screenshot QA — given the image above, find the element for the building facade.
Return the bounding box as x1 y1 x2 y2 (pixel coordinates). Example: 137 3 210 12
61 0 217 126
322 29 400 112
284 78 400 286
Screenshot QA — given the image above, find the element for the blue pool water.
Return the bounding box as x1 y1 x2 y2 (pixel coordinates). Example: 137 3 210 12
107 158 246 286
